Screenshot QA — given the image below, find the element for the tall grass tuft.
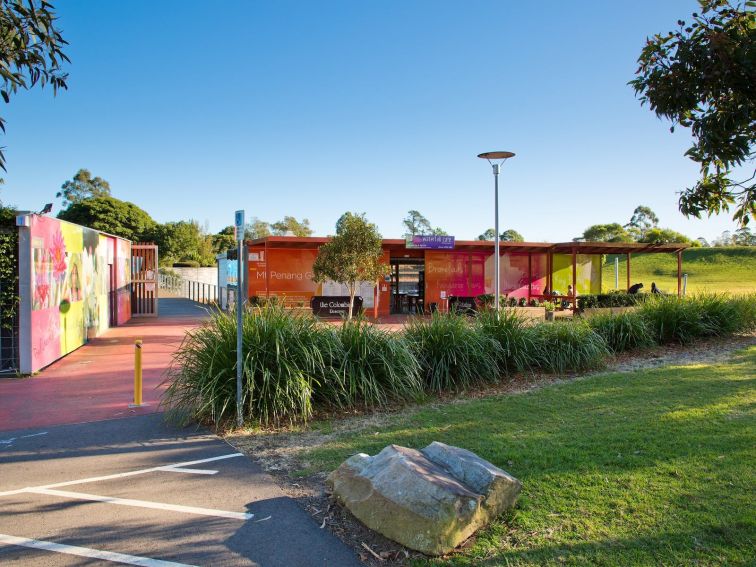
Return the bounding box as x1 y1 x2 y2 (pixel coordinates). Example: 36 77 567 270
476 309 538 373
528 320 609 374
586 311 657 353
404 311 502 392
729 293 756 331
163 305 337 426
639 295 714 344
317 318 425 409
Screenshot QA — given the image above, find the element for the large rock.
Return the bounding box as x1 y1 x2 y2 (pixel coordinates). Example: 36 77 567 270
326 442 521 555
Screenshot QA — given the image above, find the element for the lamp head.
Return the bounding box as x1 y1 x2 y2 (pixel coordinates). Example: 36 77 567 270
39 203 53 215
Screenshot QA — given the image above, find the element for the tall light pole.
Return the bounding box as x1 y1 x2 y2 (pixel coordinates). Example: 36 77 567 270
477 151 515 317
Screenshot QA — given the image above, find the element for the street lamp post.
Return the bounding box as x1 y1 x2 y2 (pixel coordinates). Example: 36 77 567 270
477 151 515 317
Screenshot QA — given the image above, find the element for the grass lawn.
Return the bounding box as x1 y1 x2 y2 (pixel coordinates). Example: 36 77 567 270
303 347 756 566
602 247 756 294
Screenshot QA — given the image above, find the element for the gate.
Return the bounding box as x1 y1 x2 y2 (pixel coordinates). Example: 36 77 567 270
131 243 159 317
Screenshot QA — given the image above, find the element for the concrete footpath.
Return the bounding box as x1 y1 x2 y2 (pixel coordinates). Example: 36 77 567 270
0 298 361 566
0 298 210 432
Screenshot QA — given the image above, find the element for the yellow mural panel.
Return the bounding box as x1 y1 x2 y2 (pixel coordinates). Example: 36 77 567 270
552 254 601 295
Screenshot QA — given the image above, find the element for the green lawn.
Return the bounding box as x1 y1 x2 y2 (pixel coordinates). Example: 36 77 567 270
602 247 756 294
303 347 756 566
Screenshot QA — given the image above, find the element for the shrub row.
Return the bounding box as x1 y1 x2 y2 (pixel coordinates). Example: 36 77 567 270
577 292 648 309
163 294 756 426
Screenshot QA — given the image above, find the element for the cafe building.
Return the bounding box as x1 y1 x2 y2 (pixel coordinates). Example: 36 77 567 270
245 235 688 317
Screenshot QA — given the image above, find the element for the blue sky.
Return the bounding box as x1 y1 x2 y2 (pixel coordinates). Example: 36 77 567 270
1 0 741 242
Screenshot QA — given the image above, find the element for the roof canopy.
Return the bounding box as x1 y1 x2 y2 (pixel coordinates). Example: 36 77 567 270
247 236 688 255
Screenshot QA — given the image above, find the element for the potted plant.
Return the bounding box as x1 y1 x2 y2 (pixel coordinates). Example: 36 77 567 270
544 301 555 321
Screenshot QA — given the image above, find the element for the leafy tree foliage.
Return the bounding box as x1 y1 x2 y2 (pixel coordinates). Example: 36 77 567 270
733 226 756 245
58 196 155 242
580 223 634 243
57 169 111 208
402 210 446 237
631 0 755 225
0 0 69 172
211 226 236 254
146 220 215 267
313 212 389 320
245 217 271 240
477 228 524 242
639 227 694 245
625 205 659 238
270 216 313 237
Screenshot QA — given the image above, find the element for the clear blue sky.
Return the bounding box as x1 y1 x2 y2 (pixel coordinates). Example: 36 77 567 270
1 0 741 242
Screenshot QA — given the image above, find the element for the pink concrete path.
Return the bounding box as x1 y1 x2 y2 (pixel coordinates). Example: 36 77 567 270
0 299 209 432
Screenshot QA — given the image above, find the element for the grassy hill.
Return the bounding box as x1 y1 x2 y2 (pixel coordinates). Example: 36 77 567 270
601 247 756 294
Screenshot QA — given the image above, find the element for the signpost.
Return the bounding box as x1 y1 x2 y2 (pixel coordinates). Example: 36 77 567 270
235 210 245 428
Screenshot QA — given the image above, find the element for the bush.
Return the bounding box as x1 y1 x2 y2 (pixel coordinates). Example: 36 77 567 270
405 312 502 392
527 321 609 373
319 318 425 409
639 295 714 344
163 305 337 426
577 292 647 310
476 309 538 374
587 311 657 353
694 293 755 336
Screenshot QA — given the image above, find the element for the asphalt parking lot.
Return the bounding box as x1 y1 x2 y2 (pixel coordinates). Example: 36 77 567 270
0 414 360 566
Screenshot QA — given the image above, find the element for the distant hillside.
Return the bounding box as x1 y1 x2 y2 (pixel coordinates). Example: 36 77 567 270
602 247 756 294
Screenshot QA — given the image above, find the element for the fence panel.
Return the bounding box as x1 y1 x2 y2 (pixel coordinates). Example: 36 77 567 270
131 243 159 317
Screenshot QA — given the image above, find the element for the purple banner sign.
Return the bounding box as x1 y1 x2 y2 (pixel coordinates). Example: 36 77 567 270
406 235 455 249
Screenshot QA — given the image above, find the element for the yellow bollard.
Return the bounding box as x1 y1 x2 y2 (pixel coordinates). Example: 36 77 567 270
131 339 144 407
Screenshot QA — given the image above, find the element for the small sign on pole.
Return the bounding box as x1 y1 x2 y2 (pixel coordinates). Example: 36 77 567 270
235 210 245 428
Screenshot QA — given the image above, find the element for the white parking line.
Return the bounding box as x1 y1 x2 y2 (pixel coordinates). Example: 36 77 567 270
29 488 254 520
0 533 196 566
157 467 218 475
0 452 243 497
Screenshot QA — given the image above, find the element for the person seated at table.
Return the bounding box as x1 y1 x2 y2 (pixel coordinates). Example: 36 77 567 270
651 282 663 294
628 283 644 294
562 285 574 309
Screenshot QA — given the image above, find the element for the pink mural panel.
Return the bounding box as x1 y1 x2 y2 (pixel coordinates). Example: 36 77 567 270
26 215 132 372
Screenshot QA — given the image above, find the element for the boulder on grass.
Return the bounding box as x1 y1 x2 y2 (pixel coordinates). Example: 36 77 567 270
326 442 521 556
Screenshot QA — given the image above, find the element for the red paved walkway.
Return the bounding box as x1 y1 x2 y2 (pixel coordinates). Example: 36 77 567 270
0 299 209 432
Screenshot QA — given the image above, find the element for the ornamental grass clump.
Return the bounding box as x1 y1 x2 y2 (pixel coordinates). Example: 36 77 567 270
639 295 714 344
528 320 609 374
404 311 502 392
317 318 425 409
694 293 754 336
476 309 538 374
586 311 657 353
163 305 337 426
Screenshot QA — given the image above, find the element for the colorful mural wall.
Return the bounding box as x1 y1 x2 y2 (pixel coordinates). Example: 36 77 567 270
551 254 601 295
22 215 131 372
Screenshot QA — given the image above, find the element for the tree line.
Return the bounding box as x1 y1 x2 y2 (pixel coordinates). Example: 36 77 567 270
576 205 755 247
55 169 313 267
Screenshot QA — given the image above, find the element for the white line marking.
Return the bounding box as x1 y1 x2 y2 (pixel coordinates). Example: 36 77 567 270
20 432 48 439
0 452 243 497
0 533 196 566
30 488 254 520
157 467 218 475
0 432 47 445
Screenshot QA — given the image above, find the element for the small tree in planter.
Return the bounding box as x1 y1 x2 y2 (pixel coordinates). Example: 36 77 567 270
313 212 389 321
